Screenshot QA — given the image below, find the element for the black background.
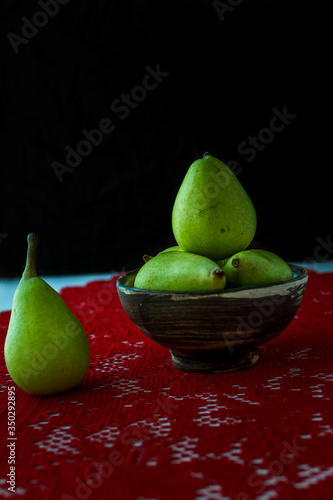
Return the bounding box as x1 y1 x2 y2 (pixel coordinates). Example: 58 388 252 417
0 0 330 277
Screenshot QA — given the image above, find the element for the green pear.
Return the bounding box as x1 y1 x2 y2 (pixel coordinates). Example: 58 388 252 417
142 245 183 263
172 153 257 260
222 249 293 288
4 234 90 395
158 245 183 254
134 251 226 292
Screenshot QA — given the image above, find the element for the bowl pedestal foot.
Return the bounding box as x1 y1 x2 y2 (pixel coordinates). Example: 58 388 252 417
170 347 260 373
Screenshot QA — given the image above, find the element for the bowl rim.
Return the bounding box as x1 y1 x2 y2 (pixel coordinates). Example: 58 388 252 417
116 263 308 296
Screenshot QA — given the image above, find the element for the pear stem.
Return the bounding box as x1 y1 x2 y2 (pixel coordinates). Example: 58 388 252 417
232 258 240 269
213 269 225 279
22 233 38 279
142 254 153 263
203 152 211 158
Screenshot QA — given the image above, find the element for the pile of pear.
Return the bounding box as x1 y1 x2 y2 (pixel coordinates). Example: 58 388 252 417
134 153 293 292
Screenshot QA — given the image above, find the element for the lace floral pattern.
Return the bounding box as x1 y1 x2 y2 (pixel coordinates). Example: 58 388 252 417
0 271 332 499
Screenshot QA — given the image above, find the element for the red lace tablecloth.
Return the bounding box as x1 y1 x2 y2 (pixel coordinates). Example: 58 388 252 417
0 271 333 500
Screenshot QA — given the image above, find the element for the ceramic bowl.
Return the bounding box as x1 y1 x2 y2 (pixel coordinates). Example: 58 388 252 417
116 264 308 373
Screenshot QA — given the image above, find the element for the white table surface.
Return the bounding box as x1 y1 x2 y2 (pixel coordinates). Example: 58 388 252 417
0 262 332 313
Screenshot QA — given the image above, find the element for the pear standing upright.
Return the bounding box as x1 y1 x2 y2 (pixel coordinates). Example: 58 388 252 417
4 233 90 395
172 153 257 260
